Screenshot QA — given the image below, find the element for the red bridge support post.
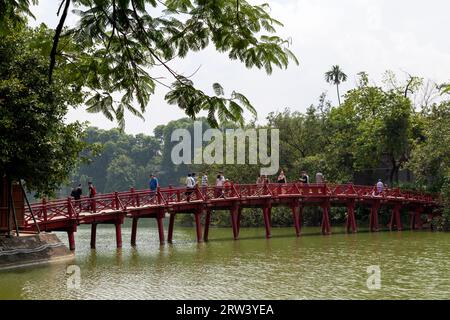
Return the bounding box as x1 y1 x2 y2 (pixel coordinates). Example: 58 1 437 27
291 204 302 237
131 217 138 246
411 207 423 230
389 203 402 231
427 213 434 231
263 205 272 239
369 201 380 232
194 209 203 243
237 207 242 235
168 213 175 243
67 230 75 251
90 224 97 249
156 212 165 245
115 222 122 248
321 201 331 235
417 208 425 229
203 210 212 242
230 205 240 240
346 200 357 233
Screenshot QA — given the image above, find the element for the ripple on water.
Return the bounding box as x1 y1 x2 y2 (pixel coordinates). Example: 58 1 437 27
1 227 449 299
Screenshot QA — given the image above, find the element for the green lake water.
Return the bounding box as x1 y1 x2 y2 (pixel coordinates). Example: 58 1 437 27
1 220 449 300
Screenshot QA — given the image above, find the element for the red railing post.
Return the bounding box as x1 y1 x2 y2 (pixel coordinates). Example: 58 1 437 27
42 198 47 223
168 185 173 203
130 187 136 207
136 189 141 207
157 186 162 204
115 192 120 210
67 197 73 219
195 185 201 200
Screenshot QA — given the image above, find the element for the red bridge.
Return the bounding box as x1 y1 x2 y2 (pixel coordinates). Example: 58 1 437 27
22 183 441 250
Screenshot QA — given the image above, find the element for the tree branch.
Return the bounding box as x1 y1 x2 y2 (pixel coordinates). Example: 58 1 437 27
49 0 71 83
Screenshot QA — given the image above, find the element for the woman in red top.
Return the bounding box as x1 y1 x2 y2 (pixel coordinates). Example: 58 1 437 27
88 181 96 212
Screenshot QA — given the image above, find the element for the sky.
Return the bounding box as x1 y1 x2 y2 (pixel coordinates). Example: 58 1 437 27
29 0 450 135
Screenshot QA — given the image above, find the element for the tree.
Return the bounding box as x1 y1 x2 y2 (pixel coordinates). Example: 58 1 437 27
2 0 299 130
409 101 450 191
0 23 86 196
267 96 330 179
330 73 416 185
72 127 161 192
105 155 137 191
0 0 37 32
409 101 450 229
325 65 347 106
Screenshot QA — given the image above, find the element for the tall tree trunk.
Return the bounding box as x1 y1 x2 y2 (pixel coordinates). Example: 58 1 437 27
49 0 71 83
389 158 400 186
336 84 341 106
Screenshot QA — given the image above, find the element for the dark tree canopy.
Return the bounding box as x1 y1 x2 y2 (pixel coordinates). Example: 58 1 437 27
0 23 87 195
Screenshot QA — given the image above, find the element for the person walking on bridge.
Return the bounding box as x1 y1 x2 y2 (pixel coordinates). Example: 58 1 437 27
215 171 225 198
149 174 159 197
186 173 195 201
88 181 96 212
299 171 309 184
277 170 287 184
70 184 82 200
315 172 324 184
376 179 384 194
191 173 198 187
72 183 82 210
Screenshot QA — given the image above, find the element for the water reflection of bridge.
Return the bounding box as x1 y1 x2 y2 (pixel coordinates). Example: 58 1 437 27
23 183 441 250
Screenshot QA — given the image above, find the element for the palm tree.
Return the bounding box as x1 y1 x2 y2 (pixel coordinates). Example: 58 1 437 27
325 65 348 106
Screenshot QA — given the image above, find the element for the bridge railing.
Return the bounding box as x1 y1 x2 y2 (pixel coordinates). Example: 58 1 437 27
327 184 358 197
297 183 328 196
160 186 204 204
234 183 270 198
23 183 440 228
24 197 78 226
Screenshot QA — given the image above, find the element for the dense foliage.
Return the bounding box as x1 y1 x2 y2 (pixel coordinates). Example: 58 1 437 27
0 22 87 196
67 127 161 194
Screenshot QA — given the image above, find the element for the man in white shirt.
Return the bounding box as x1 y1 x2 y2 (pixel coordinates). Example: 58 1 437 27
315 172 324 184
186 173 195 201
376 179 384 194
216 171 225 186
215 171 225 197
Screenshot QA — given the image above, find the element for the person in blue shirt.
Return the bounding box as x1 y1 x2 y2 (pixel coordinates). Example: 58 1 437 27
149 174 159 195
